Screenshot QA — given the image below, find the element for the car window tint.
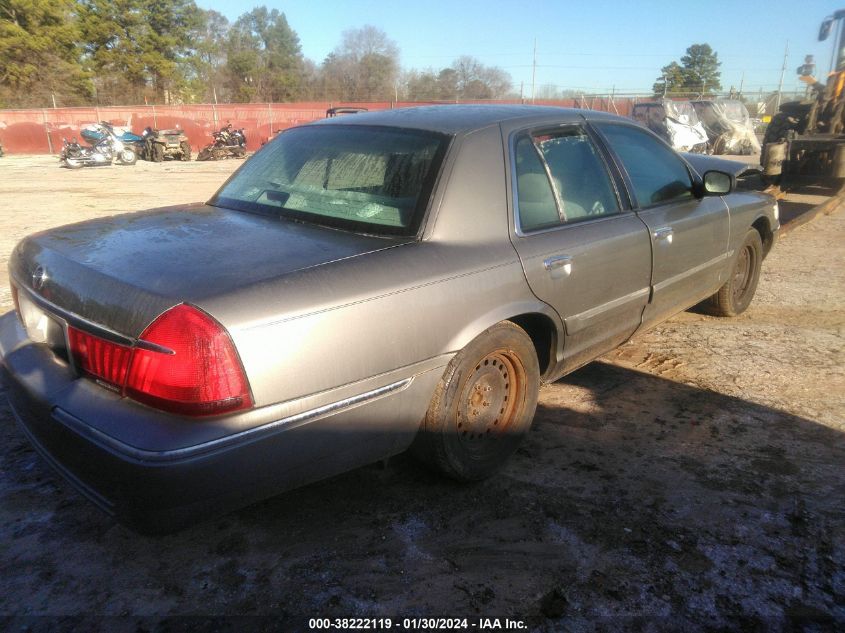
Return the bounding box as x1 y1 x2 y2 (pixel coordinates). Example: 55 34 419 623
597 123 693 207
514 135 560 232
533 128 619 222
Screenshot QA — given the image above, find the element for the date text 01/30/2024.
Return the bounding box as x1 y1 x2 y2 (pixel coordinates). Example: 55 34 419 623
307 617 528 630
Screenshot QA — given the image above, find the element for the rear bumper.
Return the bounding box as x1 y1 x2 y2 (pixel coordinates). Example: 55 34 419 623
0 311 442 532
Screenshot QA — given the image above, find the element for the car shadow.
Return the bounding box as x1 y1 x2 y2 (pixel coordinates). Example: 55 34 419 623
0 361 842 629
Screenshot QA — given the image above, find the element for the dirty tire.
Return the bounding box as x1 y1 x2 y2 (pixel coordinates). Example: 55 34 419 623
700 229 763 317
180 141 191 161
763 112 799 145
63 158 83 169
196 148 211 161
412 321 540 481
153 143 164 162
118 149 137 165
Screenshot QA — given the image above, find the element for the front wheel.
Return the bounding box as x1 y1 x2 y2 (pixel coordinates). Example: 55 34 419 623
179 141 191 161
196 147 212 161
117 149 137 165
411 321 540 481
700 229 763 317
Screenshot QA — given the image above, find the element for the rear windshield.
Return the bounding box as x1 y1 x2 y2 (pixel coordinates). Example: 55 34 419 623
211 125 450 236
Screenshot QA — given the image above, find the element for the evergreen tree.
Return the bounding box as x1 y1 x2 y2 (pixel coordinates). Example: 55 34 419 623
653 43 722 98
78 0 200 104
225 6 304 102
652 61 685 97
183 9 229 102
0 0 91 107
680 44 722 93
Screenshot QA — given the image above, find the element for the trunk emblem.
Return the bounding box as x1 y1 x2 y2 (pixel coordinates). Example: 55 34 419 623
32 266 48 291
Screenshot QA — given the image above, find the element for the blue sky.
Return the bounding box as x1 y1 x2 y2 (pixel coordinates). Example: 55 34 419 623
198 0 845 97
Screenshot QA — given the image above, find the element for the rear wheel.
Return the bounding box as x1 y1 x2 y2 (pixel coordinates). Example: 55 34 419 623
152 143 164 162
412 321 540 481
700 229 763 317
179 141 191 161
196 147 211 161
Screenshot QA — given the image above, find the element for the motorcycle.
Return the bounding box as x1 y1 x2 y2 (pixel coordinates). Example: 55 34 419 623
61 123 137 168
88 120 145 152
80 122 140 165
196 126 247 161
60 137 111 169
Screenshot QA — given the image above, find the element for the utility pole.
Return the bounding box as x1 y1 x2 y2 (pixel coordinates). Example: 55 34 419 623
775 40 789 113
739 71 745 97
531 38 537 103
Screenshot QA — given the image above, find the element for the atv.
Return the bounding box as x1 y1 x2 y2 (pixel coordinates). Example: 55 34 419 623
141 127 191 162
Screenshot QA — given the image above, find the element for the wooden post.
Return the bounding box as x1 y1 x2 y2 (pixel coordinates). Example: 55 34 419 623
42 109 53 154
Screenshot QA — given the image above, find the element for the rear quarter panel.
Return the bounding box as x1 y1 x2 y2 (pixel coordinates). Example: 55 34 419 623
199 124 560 409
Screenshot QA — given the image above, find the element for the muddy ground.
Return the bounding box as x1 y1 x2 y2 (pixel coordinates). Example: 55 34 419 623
0 156 842 631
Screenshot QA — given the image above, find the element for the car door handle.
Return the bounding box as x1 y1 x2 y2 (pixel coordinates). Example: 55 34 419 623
543 255 572 276
653 227 674 243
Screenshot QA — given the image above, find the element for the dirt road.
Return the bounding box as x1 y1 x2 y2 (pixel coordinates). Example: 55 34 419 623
0 156 842 631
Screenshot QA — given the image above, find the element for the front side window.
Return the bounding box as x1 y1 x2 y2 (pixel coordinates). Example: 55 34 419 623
595 123 693 208
514 127 620 232
212 125 449 236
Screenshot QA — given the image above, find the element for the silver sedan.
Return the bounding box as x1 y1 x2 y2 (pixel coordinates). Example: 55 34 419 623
0 105 779 531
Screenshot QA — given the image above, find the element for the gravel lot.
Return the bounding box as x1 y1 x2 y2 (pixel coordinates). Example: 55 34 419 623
0 156 842 631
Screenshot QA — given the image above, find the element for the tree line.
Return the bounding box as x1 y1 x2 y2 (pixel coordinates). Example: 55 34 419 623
0 0 514 108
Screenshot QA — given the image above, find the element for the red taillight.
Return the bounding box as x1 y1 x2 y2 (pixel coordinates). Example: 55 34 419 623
126 305 252 416
67 326 133 387
68 304 252 417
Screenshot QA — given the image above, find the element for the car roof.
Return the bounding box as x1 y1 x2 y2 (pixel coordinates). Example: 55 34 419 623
310 104 624 135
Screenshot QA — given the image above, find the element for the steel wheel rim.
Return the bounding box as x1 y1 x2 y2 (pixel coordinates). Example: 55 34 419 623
732 244 753 302
456 348 527 449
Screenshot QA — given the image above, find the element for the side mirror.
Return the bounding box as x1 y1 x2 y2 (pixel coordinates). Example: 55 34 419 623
702 170 732 195
820 17 833 41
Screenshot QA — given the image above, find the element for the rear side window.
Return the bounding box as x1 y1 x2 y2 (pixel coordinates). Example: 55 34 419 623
514 136 560 232
514 127 620 232
596 123 693 208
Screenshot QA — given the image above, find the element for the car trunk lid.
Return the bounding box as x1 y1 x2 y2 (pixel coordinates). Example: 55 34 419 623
10 204 406 338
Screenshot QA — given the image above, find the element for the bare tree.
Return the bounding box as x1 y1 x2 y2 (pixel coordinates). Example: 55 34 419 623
321 25 400 100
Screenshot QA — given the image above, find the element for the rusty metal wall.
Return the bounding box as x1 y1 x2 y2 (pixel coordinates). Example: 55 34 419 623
0 99 639 155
